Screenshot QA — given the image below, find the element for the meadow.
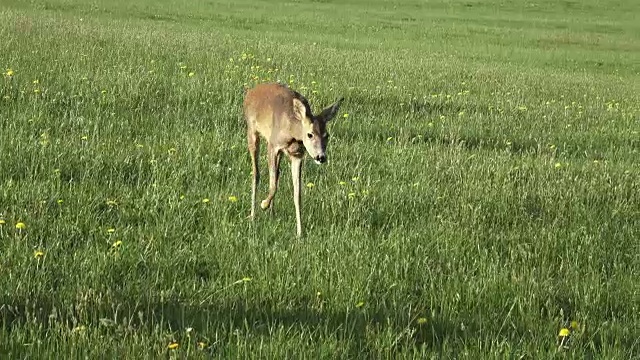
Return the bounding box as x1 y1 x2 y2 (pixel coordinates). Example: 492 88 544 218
1 0 639 358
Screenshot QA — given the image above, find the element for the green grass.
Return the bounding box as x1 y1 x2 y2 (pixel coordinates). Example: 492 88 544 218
1 0 639 358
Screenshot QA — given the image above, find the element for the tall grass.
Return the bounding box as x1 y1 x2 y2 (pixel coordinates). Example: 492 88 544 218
1 0 638 358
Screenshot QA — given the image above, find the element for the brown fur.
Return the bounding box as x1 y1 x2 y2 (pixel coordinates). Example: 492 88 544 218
243 82 343 237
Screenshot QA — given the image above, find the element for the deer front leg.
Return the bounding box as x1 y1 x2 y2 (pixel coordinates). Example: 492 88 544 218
248 131 260 220
290 156 303 237
261 144 281 212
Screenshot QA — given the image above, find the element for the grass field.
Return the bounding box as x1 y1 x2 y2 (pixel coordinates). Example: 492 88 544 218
1 0 639 357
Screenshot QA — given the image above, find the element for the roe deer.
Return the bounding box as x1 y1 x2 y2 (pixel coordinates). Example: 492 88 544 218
243 82 344 237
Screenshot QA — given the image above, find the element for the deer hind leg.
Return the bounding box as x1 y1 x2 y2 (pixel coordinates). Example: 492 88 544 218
261 143 281 212
248 130 260 220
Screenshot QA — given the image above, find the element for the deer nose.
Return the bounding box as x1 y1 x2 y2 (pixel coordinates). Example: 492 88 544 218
315 154 327 164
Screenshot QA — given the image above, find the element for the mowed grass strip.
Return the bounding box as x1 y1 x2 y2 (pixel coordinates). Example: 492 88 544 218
1 0 639 358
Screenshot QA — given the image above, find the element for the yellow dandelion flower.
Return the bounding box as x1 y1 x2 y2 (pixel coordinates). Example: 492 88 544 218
168 341 179 350
228 196 238 203
33 79 39 84
72 325 86 332
338 181 347 186
386 136 393 142
180 65 187 70
242 277 252 282
202 198 210 203
5 69 14 76
343 113 349 118
355 301 365 308
197 341 207 349
554 162 562 169
106 199 118 207
0 219 5 225
179 195 185 200
558 328 570 337
15 222 26 230
33 88 40 94
100 90 107 94
107 228 115 234
57 199 64 204
34 250 44 259
188 72 195 77
306 182 314 188
351 177 359 182
570 321 579 330
348 192 356 199
417 317 428 325
135 143 144 148
112 240 122 248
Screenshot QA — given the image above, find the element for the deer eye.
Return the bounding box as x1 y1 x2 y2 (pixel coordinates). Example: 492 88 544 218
307 133 313 139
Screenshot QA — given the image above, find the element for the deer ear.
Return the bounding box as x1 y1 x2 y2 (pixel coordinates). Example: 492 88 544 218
292 98 307 122
318 97 344 123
